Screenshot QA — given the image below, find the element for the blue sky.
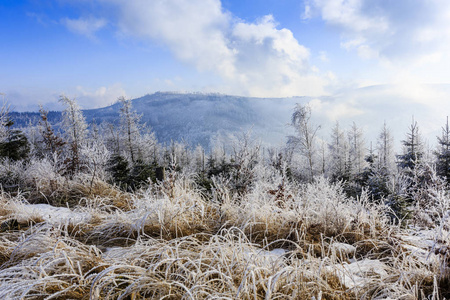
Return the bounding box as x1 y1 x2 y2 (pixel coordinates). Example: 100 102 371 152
2 0 450 139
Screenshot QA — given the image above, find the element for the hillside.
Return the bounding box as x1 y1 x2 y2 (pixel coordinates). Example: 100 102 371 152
12 85 450 151
11 92 306 149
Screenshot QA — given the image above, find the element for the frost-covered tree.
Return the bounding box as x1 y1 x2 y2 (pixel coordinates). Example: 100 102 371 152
287 104 320 181
0 102 9 142
0 118 30 161
164 140 190 170
59 95 88 175
38 106 65 158
134 131 158 165
192 144 206 173
206 141 229 177
348 122 367 178
81 139 111 193
338 122 367 197
102 122 121 156
0 103 29 161
435 116 450 184
119 97 142 164
82 140 110 178
397 117 423 172
229 131 261 193
392 118 427 216
365 123 396 201
328 121 348 181
376 121 395 174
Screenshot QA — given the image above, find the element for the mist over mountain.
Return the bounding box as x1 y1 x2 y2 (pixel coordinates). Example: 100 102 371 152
10 92 306 149
10 85 450 151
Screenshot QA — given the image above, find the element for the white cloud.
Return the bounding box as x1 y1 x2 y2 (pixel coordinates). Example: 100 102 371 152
304 0 450 91
74 83 126 108
301 84 450 151
96 0 327 97
306 0 450 65
4 84 126 112
308 0 389 33
4 89 62 112
228 15 325 97
107 0 235 77
62 16 107 39
304 0 390 60
308 97 364 121
318 51 329 62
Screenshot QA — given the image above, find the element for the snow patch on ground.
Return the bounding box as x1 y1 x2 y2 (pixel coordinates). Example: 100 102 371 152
400 229 436 249
22 204 91 225
331 242 356 258
399 228 445 265
327 259 389 289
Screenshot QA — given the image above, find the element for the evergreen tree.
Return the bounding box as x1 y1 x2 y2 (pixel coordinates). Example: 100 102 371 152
376 121 396 175
397 117 423 172
119 97 142 164
364 123 396 201
0 119 30 161
393 118 425 218
435 116 450 185
0 102 9 141
193 144 206 173
108 154 130 189
328 121 348 181
38 106 65 157
365 143 390 201
129 159 155 189
348 122 367 179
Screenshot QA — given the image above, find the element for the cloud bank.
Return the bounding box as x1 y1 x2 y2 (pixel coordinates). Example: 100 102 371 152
304 0 450 78
93 0 327 97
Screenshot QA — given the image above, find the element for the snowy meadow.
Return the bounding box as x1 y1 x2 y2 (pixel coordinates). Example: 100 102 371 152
0 96 449 299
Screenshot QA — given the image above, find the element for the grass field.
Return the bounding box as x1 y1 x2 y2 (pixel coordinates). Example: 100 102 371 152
0 170 449 299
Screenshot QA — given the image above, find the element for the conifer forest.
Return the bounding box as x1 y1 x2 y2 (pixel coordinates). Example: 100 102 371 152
0 95 450 299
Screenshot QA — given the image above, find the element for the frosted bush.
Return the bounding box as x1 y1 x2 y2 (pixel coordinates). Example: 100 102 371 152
81 141 111 181
24 157 63 190
225 174 392 244
0 159 26 187
87 173 220 243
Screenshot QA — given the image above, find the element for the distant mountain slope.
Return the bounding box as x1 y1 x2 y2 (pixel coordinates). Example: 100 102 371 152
11 92 305 148
11 84 450 151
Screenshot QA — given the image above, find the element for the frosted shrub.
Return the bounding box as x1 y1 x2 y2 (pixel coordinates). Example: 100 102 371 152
0 158 26 189
299 178 390 241
24 157 64 194
219 172 389 246
398 161 450 227
296 177 351 237
88 172 220 244
221 177 298 243
81 141 111 181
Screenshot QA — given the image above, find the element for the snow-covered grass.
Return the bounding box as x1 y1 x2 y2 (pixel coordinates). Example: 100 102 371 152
0 174 449 299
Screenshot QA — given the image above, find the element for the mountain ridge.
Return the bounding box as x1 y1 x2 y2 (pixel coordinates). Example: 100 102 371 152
10 92 305 149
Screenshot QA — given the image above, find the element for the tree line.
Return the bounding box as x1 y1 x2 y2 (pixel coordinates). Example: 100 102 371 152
1 96 449 224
